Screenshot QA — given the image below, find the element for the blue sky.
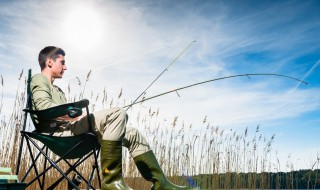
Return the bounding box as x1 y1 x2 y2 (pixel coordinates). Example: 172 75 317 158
0 0 319 171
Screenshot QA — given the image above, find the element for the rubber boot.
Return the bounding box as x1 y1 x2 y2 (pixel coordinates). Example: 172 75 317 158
101 140 132 190
133 150 188 190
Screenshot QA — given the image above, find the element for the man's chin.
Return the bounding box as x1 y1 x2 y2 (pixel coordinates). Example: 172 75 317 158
55 75 63 79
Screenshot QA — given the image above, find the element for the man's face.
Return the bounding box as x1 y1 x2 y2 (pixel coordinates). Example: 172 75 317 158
49 54 67 78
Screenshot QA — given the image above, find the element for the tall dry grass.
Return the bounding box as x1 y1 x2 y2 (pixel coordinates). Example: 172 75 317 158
0 71 319 189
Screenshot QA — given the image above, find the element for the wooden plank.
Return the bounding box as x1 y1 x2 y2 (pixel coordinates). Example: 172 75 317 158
0 175 18 180
0 167 11 174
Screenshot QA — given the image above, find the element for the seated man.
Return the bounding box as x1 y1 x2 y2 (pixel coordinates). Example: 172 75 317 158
30 46 187 190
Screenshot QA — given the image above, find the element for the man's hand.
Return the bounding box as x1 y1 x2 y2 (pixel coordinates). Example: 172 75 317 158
56 112 87 122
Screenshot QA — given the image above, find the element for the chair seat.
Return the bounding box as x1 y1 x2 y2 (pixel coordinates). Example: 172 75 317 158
22 131 100 159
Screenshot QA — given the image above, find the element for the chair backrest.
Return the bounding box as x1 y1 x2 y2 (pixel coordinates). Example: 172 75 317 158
24 69 37 130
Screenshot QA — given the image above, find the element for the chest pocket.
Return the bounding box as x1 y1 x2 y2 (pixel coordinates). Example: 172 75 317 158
51 85 67 104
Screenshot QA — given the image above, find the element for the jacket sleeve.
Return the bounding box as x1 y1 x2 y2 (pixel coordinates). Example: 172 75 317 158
30 74 58 110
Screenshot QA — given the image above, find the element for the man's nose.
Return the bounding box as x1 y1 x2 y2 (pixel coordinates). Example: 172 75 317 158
63 65 67 70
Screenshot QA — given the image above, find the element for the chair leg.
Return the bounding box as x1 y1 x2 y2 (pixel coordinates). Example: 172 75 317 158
22 146 48 187
49 157 84 190
48 177 79 190
87 148 102 190
16 109 28 175
41 147 49 190
21 136 53 188
86 145 101 190
88 168 95 190
15 134 25 176
26 137 43 188
95 148 102 189
49 150 97 190
27 135 78 190
19 133 102 190
21 142 46 183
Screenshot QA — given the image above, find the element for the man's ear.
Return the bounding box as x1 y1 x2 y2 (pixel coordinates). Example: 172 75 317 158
47 58 52 68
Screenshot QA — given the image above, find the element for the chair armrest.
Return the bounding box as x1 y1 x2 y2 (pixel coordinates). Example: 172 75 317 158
24 99 89 120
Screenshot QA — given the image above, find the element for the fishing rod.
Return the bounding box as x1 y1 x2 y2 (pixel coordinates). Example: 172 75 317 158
123 73 308 108
126 40 196 111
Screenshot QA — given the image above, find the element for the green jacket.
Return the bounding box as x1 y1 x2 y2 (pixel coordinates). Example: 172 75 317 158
30 73 69 133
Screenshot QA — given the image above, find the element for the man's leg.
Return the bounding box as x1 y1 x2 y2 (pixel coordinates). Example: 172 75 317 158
123 127 187 190
122 127 151 157
71 107 132 190
70 107 126 140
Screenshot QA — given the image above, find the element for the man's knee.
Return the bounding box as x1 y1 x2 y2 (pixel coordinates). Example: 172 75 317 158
125 127 147 143
98 107 128 125
112 107 128 121
123 127 151 157
100 107 128 140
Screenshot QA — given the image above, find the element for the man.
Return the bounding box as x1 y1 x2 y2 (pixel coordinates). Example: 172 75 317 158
30 46 187 190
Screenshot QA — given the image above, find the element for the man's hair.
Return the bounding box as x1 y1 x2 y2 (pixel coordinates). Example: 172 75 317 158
38 46 65 70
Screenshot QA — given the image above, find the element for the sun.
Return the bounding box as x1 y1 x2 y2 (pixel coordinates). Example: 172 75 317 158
63 6 104 49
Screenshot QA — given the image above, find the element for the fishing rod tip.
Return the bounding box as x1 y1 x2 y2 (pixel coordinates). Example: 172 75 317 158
299 80 308 85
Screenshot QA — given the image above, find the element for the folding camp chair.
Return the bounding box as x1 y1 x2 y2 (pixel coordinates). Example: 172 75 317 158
15 69 101 190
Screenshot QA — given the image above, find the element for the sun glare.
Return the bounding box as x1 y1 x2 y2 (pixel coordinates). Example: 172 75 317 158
63 6 104 49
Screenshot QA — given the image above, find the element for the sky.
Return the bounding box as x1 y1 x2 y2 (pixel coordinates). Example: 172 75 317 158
0 0 319 171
